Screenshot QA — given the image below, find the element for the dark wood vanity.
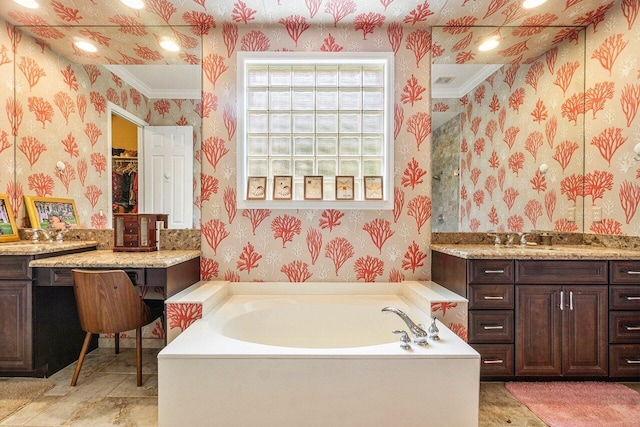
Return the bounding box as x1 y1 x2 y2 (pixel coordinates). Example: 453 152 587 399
0 244 200 377
0 244 97 377
432 247 640 380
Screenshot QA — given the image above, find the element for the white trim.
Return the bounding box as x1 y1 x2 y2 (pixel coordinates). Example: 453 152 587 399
107 102 148 228
431 64 503 98
104 65 201 100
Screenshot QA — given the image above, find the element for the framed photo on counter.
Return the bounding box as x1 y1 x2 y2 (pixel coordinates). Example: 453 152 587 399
0 194 20 242
24 196 80 230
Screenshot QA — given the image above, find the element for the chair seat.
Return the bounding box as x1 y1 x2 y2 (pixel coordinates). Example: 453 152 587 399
71 269 154 387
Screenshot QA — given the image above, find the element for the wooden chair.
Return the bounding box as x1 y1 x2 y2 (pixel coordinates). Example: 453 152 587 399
71 269 153 387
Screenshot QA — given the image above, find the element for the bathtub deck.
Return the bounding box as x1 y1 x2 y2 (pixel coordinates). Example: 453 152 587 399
159 282 479 426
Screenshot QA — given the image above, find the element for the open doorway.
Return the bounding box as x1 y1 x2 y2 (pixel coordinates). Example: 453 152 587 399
107 102 148 229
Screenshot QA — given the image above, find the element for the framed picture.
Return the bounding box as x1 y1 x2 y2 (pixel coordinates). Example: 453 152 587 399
246 176 267 200
364 176 383 200
273 176 293 200
24 196 80 230
0 194 20 242
335 176 354 200
304 176 323 200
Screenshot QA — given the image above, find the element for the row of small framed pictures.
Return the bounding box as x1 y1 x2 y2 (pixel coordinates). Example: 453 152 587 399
247 175 383 201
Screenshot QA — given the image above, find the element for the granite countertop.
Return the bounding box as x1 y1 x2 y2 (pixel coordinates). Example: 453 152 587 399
0 240 98 256
29 249 202 268
430 244 640 260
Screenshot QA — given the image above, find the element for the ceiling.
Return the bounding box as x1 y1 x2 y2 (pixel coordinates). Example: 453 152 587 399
0 0 608 99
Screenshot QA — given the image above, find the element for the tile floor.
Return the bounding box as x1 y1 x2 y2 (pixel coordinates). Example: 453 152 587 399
1 349 639 426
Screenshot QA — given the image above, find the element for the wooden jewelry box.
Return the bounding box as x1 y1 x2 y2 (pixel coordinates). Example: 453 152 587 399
113 213 168 252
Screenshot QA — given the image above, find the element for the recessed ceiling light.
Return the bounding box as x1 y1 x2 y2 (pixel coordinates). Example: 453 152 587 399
13 0 39 8
478 37 500 52
74 40 97 53
522 0 548 9
159 38 180 52
119 0 145 9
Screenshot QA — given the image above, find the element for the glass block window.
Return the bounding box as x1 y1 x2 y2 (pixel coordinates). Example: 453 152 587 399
237 52 394 209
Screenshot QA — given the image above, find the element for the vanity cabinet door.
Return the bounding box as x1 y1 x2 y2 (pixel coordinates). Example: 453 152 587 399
516 284 608 377
516 285 562 376
562 285 608 377
0 281 32 371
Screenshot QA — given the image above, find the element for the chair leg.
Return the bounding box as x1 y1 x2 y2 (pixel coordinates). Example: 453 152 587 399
71 332 93 386
136 326 143 387
115 332 119 354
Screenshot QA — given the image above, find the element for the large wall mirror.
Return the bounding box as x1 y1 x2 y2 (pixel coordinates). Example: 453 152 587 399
10 24 202 229
431 26 586 234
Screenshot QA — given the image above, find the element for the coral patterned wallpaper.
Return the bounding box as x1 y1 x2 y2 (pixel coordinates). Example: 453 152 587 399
200 23 432 283
0 25 201 229
455 35 586 233
1 0 640 287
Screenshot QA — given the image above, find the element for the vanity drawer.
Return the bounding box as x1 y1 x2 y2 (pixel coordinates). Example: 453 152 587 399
468 260 514 284
468 284 514 309
468 311 513 343
36 267 146 286
609 312 640 343
610 261 640 284
610 286 640 310
0 256 32 280
515 260 608 284
473 344 514 377
609 345 640 377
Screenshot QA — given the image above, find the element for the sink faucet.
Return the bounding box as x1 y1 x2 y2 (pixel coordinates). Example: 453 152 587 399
518 232 530 246
487 233 501 246
382 306 428 344
31 228 53 242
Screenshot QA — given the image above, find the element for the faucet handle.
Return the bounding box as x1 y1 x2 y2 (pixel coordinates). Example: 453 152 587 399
428 317 440 341
487 233 501 246
393 330 412 350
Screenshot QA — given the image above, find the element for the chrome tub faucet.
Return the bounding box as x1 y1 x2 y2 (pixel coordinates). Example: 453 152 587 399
382 306 428 345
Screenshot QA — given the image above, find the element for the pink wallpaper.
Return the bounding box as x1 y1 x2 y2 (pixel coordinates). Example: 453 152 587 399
0 0 639 289
1 25 201 229
200 23 432 282
455 35 586 233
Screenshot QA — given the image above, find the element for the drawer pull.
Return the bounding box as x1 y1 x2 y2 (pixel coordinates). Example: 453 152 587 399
626 296 640 301
626 271 640 275
625 326 640 331
483 325 504 330
483 359 504 364
484 270 505 274
626 359 640 364
483 296 505 300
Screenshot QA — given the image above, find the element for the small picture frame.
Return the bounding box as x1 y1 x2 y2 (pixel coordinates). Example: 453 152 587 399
273 176 293 200
335 176 354 200
246 176 267 200
24 196 80 229
364 176 383 200
0 194 20 242
304 176 323 200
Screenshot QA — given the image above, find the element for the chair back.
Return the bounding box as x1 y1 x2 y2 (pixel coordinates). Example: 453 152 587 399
72 269 151 334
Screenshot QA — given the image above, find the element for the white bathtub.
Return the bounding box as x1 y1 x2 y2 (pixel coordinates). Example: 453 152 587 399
158 282 479 427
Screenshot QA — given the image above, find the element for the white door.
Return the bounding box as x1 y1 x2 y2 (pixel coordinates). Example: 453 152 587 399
143 126 193 229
